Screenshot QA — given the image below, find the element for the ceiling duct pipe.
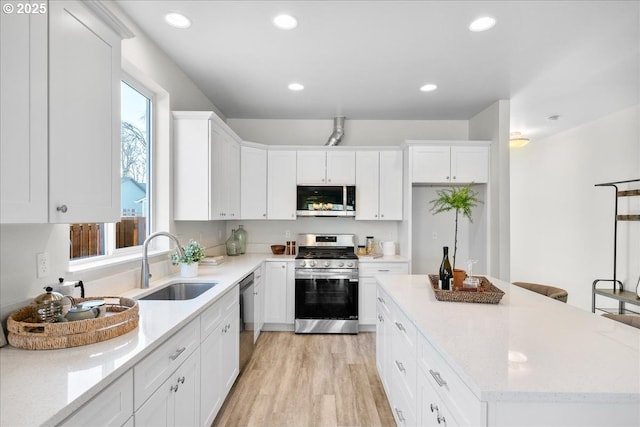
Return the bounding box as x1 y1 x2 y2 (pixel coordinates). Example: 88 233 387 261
325 116 345 146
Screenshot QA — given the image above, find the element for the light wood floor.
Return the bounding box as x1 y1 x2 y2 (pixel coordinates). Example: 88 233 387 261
213 331 396 427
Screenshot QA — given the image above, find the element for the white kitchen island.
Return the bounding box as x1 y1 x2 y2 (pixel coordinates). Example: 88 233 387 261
376 274 640 427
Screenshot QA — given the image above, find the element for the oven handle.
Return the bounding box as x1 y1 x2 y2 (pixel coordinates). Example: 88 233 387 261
295 271 358 280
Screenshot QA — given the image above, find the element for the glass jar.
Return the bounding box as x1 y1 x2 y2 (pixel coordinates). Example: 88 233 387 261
235 225 248 255
226 229 239 256
365 236 375 255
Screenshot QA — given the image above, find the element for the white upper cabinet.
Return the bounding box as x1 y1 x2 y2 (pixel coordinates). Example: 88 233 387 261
48 0 122 223
0 8 48 223
173 111 241 221
297 150 355 185
356 150 403 220
1 0 123 224
240 145 267 219
410 143 489 184
267 150 297 220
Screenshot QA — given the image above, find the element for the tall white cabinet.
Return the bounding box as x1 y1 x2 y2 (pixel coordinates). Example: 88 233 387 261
267 150 297 220
1 0 124 224
240 144 267 219
355 150 403 220
173 111 242 221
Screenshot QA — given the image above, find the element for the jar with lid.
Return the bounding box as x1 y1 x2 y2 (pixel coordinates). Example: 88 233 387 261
365 236 375 255
33 286 70 322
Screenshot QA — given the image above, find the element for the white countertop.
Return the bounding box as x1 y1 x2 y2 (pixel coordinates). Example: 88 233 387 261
376 274 640 403
0 253 281 427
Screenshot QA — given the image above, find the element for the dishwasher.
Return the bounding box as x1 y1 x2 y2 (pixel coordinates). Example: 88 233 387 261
239 272 255 372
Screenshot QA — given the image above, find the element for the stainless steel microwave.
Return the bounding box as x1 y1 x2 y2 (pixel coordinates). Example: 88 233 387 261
296 186 356 217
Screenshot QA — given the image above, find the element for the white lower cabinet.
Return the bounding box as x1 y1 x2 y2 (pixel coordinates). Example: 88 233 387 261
59 371 133 427
419 369 460 427
200 287 239 427
360 262 408 326
135 349 200 427
264 261 295 327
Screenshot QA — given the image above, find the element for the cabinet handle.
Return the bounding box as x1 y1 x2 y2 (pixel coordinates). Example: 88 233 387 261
282 265 286 268
56 205 68 213
437 414 447 425
178 376 185 384
394 321 406 332
395 360 406 373
169 346 186 361
378 314 384 323
377 269 390 272
429 369 447 387
394 408 406 423
430 403 439 413
170 384 179 393
377 296 386 304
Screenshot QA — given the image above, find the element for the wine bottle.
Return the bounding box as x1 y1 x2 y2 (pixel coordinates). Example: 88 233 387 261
439 246 453 290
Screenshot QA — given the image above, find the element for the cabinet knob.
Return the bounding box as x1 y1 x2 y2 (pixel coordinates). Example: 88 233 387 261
446 176 450 180
452 176 456 180
56 205 68 213
381 214 384 218
263 213 267 217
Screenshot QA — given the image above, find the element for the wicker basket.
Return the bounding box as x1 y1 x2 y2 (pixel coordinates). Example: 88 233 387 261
7 296 139 350
428 275 505 304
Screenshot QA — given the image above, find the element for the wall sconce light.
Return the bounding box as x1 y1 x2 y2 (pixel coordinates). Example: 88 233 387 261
509 132 530 148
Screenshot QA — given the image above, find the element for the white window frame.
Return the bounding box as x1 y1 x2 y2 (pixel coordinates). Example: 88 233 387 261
69 73 155 267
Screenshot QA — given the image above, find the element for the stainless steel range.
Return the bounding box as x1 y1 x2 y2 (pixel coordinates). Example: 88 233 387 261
294 234 359 334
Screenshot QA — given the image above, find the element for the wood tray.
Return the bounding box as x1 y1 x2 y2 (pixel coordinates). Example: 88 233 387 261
428 275 505 304
7 296 138 350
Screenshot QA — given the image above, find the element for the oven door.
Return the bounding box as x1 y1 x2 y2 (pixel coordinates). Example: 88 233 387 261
295 269 358 321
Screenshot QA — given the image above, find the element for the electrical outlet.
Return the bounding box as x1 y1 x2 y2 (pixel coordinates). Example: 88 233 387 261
36 252 49 278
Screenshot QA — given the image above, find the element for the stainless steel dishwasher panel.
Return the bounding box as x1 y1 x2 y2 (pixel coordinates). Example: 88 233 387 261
239 272 255 371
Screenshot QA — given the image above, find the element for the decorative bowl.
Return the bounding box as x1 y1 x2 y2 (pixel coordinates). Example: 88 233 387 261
271 245 286 255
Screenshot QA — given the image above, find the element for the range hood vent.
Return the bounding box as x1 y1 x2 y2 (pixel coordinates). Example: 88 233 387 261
325 116 345 146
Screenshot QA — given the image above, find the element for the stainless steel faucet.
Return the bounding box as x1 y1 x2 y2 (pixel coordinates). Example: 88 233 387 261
141 231 185 289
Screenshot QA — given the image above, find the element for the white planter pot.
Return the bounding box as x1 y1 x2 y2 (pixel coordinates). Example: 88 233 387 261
180 262 199 278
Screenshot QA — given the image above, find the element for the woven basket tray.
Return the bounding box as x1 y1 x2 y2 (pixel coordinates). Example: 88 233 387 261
428 275 505 304
7 296 139 350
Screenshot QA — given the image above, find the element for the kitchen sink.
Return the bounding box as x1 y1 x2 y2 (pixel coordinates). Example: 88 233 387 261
140 282 217 301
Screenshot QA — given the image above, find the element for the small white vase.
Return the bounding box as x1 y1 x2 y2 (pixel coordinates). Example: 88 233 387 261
180 262 198 278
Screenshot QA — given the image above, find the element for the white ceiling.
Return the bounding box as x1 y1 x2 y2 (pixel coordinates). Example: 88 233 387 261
115 1 640 141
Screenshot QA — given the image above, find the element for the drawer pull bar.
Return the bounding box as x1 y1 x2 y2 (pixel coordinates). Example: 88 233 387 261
395 360 406 373
394 408 406 423
377 296 386 304
437 414 447 425
169 346 186 361
429 369 447 387
377 269 390 272
394 321 406 332
430 403 439 414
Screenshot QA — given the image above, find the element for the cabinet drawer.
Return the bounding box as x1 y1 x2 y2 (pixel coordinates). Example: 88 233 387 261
376 287 392 317
60 370 133 427
360 262 408 277
134 319 200 409
390 302 417 400
419 333 483 426
201 286 238 339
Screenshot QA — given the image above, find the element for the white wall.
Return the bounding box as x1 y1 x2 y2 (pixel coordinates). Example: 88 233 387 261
227 118 469 146
510 105 640 311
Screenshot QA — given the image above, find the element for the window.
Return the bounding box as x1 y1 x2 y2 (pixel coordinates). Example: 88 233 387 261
69 79 152 260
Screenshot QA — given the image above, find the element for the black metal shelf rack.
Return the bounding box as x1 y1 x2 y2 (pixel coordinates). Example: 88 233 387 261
592 178 640 315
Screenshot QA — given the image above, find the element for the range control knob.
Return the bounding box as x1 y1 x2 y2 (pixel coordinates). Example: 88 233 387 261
299 261 307 268
309 260 317 267
338 261 345 267
347 261 354 268
324 261 331 268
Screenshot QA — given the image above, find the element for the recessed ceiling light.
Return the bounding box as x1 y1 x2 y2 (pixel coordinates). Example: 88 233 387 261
288 83 304 91
469 16 496 32
419 84 438 92
165 12 191 29
273 14 298 30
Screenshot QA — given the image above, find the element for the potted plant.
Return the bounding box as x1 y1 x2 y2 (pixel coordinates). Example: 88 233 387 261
171 239 206 277
429 184 480 286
